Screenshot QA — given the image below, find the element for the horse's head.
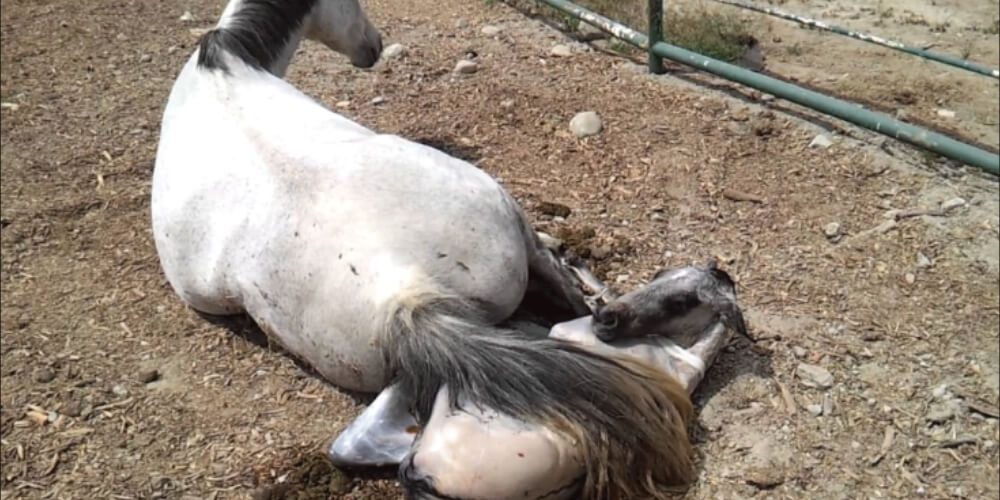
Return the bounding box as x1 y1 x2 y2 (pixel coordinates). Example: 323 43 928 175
591 259 751 345
305 0 383 68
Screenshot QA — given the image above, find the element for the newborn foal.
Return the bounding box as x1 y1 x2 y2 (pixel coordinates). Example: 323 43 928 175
330 263 745 499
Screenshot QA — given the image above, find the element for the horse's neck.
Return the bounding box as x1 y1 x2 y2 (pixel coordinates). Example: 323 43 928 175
214 0 310 78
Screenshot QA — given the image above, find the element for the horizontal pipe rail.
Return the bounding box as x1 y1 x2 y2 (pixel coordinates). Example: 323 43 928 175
535 0 1000 175
708 0 999 79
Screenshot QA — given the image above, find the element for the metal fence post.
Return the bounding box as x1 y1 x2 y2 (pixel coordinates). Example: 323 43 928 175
647 0 665 74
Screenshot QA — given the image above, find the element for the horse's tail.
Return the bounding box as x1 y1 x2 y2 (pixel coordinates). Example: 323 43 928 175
379 281 695 499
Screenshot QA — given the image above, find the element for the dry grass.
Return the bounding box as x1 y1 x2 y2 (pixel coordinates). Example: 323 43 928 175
518 0 759 63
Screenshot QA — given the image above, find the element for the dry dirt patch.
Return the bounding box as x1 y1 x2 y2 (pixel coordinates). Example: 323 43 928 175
2 0 998 499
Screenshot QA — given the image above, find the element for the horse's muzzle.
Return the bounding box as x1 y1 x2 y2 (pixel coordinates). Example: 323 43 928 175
352 35 383 68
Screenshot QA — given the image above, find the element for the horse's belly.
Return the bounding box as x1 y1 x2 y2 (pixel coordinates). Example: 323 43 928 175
241 191 531 393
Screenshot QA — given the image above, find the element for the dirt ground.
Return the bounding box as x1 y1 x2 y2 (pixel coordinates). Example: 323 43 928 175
1 0 998 499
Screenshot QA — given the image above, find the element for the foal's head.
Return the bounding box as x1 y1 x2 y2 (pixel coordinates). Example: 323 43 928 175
306 0 383 68
592 260 751 345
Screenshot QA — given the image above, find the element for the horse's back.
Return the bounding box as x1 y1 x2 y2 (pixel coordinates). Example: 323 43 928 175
153 66 532 391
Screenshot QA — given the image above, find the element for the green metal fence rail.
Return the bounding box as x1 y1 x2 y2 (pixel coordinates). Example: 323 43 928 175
532 0 1000 176
707 0 999 80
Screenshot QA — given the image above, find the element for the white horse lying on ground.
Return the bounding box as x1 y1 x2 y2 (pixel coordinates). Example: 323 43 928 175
151 0 746 497
330 258 746 500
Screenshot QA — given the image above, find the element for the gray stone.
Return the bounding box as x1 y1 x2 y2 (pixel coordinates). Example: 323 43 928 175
858 362 889 386
179 11 195 22
381 43 406 60
926 402 957 423
936 108 956 119
916 252 933 268
480 25 502 36
932 383 950 400
550 44 573 57
797 363 834 389
823 222 841 239
370 96 386 105
940 197 966 212
569 111 602 138
809 134 834 149
454 60 479 74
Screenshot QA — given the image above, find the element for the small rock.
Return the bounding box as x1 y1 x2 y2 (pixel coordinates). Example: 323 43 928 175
138 369 160 384
1 102 20 111
894 108 909 121
480 25 502 36
569 111 602 138
936 109 956 119
454 60 479 74
454 19 468 29
916 252 933 268
822 393 834 415
537 201 571 218
252 483 291 500
903 272 916 284
550 44 573 57
931 384 950 399
381 43 406 60
797 363 834 389
823 222 841 239
329 467 351 495
858 362 887 386
806 403 824 416
111 384 129 398
744 467 785 490
139 53 153 63
940 197 966 212
34 367 56 384
335 100 350 108
62 401 82 418
926 402 956 423
615 274 630 284
500 98 515 109
591 245 612 261
809 134 834 149
577 22 605 40
370 96 385 105
537 233 563 251
179 11 195 22
792 346 808 358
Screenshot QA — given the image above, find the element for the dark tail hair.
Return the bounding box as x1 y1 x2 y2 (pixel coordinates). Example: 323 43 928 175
379 283 695 499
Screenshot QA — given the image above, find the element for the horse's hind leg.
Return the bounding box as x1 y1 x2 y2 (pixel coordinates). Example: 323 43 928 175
523 231 593 320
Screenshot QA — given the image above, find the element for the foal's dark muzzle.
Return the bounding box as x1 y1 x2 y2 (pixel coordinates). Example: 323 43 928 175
592 304 628 341
352 35 383 68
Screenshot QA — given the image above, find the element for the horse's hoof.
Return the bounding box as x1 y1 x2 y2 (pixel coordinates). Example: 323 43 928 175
326 384 418 468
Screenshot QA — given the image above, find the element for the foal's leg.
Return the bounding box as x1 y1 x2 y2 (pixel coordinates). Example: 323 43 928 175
672 323 730 395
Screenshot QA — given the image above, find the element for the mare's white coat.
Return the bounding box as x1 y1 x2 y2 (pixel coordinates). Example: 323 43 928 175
153 37 531 393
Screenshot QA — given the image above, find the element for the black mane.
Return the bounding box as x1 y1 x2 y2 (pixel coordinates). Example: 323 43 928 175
197 0 319 72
